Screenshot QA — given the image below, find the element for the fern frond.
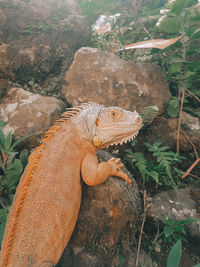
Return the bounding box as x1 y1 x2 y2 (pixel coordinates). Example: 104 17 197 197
139 106 159 125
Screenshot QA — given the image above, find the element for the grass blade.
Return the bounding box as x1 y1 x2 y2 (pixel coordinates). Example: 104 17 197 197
167 239 182 267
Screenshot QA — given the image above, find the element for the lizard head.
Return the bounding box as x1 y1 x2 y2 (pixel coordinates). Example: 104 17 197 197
91 106 142 149
71 103 142 149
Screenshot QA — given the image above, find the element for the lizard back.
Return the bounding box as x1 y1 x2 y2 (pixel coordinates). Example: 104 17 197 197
1 115 84 266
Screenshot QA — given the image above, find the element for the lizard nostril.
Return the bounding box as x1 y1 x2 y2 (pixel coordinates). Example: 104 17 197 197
136 117 141 124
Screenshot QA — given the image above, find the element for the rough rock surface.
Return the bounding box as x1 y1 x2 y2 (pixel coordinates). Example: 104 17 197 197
57 150 141 267
0 0 89 96
0 87 65 147
142 113 200 151
62 47 171 115
151 185 200 239
0 78 10 98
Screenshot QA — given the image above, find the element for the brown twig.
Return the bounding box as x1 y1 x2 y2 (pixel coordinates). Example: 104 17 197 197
181 130 199 159
187 173 200 181
141 24 153 39
135 189 147 267
176 87 185 152
180 130 200 179
181 157 200 179
185 88 200 103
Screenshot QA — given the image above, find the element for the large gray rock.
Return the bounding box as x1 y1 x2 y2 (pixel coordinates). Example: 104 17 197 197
0 87 65 147
0 0 89 96
62 47 171 115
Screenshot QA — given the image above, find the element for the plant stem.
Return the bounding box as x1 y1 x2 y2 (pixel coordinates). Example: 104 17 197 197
181 157 200 179
176 86 185 153
135 189 147 267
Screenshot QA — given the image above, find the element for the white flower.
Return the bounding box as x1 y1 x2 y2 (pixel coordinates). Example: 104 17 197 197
160 9 170 14
156 15 167 27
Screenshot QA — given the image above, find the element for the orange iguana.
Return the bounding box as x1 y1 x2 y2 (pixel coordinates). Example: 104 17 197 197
0 102 142 267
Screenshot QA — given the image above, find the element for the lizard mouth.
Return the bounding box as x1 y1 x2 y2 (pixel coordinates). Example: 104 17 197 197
98 121 142 148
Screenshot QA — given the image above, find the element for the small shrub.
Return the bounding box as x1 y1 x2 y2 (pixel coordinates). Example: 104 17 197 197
163 217 199 243
125 141 185 188
164 218 200 267
0 121 29 246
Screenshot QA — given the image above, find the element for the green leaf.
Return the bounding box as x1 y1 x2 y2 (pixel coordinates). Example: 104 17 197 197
191 30 200 40
139 105 159 124
125 149 134 155
171 0 197 15
5 132 12 151
177 218 200 225
149 170 159 183
159 16 182 34
169 64 182 74
194 112 200 118
191 90 200 97
0 128 5 149
5 159 23 191
193 264 200 267
132 152 148 184
0 121 6 127
164 226 175 238
0 208 8 246
4 151 18 158
174 224 186 234
28 80 34 86
19 151 28 168
168 57 183 64
190 13 200 21
118 254 125 265
167 240 182 267
185 26 198 36
167 98 180 118
10 132 36 150
173 233 187 242
165 217 174 225
173 167 184 176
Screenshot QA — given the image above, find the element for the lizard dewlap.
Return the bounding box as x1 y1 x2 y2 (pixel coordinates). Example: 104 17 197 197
0 102 142 267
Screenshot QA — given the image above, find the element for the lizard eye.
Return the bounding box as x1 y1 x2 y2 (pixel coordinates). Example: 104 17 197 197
111 110 119 118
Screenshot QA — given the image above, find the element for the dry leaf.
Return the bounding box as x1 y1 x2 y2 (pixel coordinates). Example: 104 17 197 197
114 36 182 52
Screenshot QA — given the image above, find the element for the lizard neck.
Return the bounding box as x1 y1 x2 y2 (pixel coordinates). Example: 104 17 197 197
79 138 97 155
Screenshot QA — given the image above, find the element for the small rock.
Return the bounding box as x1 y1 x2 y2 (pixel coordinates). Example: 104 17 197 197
151 185 200 239
0 87 65 148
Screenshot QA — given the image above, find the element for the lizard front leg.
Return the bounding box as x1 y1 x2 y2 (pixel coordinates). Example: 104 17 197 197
81 152 132 186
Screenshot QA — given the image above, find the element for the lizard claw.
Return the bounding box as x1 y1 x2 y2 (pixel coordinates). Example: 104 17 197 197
107 157 132 184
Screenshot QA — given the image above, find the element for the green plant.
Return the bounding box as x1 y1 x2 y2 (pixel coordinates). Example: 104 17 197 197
0 121 29 245
168 241 200 267
157 0 200 112
125 141 185 188
24 22 53 34
163 218 200 267
163 217 199 243
166 239 182 267
24 78 43 94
